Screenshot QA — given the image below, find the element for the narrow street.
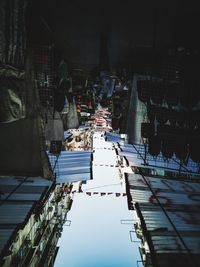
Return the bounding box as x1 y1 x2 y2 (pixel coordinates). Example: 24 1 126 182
54 132 141 267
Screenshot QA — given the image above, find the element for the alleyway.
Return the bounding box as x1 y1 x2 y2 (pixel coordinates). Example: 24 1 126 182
54 132 141 267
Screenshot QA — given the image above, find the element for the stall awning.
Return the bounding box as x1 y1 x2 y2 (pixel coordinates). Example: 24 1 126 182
48 150 93 183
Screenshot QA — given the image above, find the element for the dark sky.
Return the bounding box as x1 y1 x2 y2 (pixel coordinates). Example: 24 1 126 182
27 0 200 69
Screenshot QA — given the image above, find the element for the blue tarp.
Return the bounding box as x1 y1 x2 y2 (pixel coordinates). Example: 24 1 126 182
48 150 93 183
118 144 199 174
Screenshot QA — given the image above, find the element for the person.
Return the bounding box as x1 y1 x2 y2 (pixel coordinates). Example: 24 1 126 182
99 70 116 98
